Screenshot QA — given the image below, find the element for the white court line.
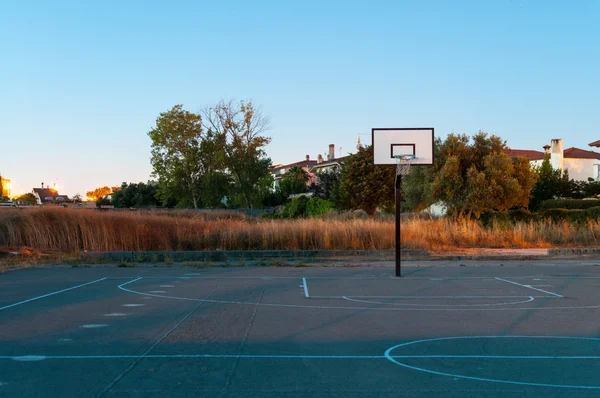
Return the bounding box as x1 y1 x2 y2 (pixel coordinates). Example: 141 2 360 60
117 278 597 312
0 278 107 311
302 277 310 298
106 275 600 280
342 296 535 307
495 277 563 298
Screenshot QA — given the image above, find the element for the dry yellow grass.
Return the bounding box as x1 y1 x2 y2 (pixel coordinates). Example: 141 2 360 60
0 208 598 253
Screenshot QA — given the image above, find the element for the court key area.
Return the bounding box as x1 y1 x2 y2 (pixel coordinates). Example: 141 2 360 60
2 263 600 397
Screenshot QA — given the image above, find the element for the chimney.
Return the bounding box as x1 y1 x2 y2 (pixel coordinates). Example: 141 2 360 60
328 144 335 161
306 155 310 161
317 154 323 164
41 182 44 189
550 139 564 171
543 144 551 155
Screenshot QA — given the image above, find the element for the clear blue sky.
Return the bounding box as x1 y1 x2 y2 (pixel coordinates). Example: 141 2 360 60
1 0 599 197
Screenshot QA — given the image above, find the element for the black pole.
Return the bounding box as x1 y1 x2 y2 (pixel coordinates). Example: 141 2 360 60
395 174 402 277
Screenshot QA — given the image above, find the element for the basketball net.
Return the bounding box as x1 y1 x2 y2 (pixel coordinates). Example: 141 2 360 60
394 155 416 177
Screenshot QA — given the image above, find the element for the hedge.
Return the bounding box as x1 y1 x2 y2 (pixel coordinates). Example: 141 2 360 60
585 206 600 221
538 199 600 211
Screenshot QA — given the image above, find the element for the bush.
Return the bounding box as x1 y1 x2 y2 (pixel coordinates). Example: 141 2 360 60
538 199 600 211
508 208 535 222
306 198 334 217
475 209 534 227
585 206 600 221
280 196 310 218
539 208 587 223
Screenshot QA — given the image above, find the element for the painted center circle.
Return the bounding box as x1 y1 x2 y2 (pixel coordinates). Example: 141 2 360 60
384 336 600 389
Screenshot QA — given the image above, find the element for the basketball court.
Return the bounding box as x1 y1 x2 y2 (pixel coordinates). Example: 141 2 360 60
2 263 600 397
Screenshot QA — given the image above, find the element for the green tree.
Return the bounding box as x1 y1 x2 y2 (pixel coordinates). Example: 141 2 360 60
111 182 162 208
15 193 37 205
278 166 309 199
148 105 228 208
312 167 342 201
336 146 396 216
430 132 537 219
203 100 272 208
529 155 577 210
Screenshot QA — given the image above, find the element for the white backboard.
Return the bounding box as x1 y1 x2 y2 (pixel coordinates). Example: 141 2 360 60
372 128 434 165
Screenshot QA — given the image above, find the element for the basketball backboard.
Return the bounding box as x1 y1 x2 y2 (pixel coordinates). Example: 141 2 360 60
372 128 434 165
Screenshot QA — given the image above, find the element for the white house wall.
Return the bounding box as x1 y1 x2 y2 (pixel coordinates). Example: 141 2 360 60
563 158 600 181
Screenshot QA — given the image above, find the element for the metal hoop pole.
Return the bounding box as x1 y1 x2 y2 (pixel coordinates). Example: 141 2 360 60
395 174 402 277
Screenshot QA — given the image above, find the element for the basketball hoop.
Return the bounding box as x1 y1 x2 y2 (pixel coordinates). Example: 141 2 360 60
372 128 434 277
394 155 416 177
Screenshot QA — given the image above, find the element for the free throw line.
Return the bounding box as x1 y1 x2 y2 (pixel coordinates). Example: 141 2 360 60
494 277 563 298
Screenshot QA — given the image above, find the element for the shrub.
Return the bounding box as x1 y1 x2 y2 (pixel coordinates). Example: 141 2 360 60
539 208 587 223
280 196 310 218
306 198 334 217
585 206 600 221
538 199 600 211
508 208 535 222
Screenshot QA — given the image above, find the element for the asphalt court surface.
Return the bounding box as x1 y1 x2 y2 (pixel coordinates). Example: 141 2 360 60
2 262 600 397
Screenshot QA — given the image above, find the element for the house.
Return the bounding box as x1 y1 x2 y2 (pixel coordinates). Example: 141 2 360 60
0 177 11 198
32 182 70 205
508 139 600 181
270 156 318 184
269 144 354 190
310 145 351 174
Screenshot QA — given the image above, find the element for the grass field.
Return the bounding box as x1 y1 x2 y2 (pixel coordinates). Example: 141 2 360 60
0 208 599 253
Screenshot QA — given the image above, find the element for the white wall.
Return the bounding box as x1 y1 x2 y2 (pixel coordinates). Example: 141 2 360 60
563 158 600 181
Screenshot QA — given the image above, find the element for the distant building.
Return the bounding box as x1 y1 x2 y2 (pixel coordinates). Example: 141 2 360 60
270 144 351 187
270 155 318 184
508 139 600 181
32 182 70 205
1 177 11 197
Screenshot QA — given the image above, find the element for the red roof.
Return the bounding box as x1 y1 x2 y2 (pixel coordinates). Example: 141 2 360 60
270 159 318 173
564 147 600 160
507 149 546 161
589 140 600 147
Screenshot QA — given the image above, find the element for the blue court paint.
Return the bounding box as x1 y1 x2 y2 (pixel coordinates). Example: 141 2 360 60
0 278 107 311
0 354 384 360
12 356 47 361
495 277 563 298
384 336 600 389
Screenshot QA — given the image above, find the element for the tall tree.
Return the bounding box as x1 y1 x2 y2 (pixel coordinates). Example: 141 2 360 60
529 155 576 210
203 100 272 208
111 182 161 208
312 167 342 201
148 105 228 208
430 132 537 219
277 166 309 199
336 146 396 216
